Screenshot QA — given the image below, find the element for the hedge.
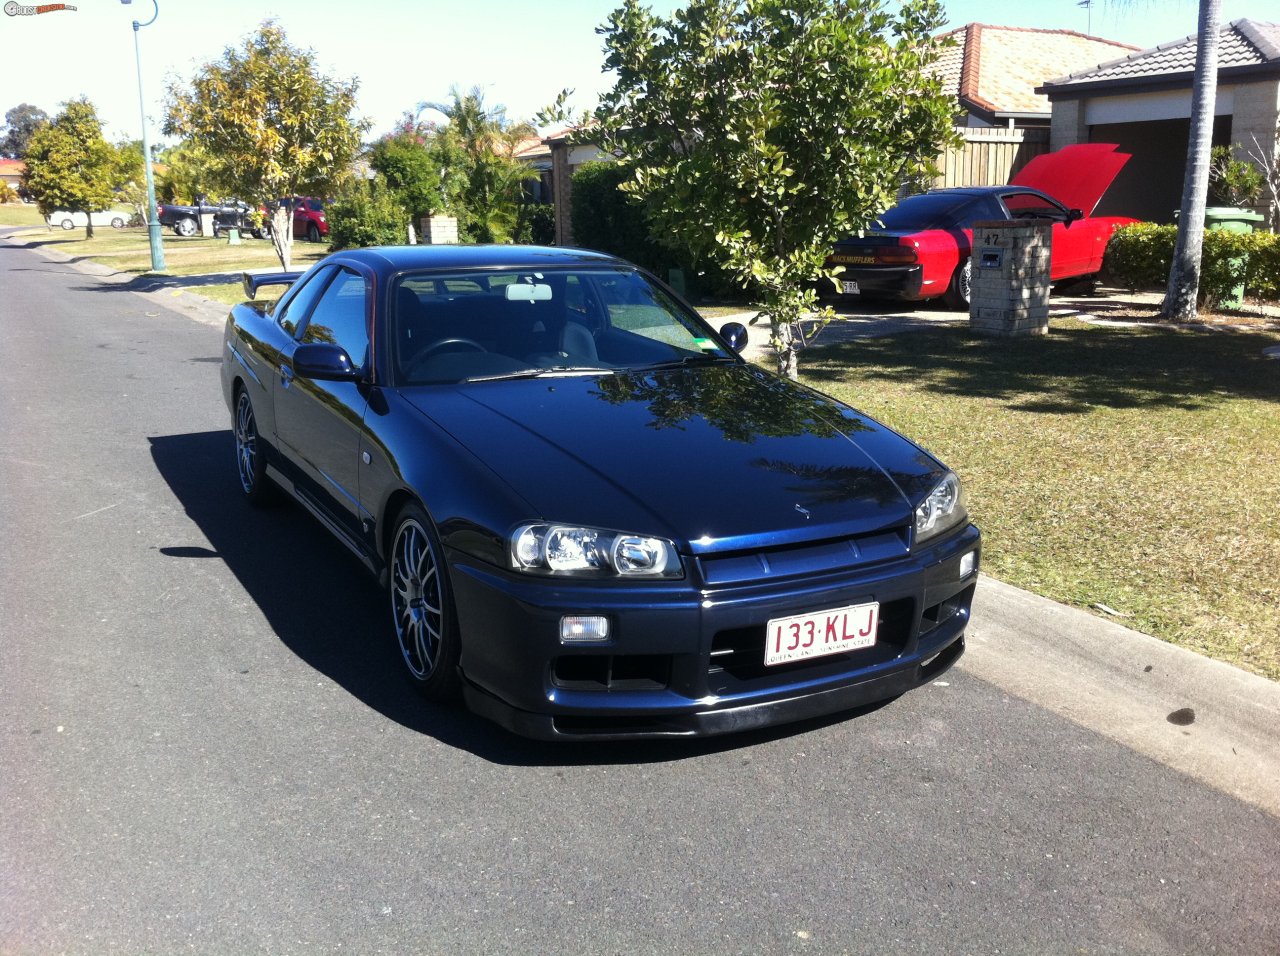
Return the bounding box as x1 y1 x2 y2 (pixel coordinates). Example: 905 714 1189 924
570 161 741 298
1105 222 1280 306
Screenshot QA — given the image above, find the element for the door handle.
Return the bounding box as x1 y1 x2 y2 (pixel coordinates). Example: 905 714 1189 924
280 364 294 388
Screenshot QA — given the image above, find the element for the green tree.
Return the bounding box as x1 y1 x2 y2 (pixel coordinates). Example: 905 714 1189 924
2 103 49 159
368 126 446 223
576 0 956 379
111 138 147 226
21 98 116 238
163 20 368 268
423 87 537 243
154 141 216 204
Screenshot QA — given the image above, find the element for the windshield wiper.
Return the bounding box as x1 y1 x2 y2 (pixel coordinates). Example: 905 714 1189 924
460 365 613 383
639 353 734 371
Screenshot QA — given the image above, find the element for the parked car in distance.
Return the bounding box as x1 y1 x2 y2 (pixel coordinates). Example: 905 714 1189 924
45 209 127 230
274 196 328 242
825 143 1137 309
158 197 266 238
222 244 980 741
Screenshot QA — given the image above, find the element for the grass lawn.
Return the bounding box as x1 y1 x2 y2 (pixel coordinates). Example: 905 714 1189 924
5 222 327 277
0 202 49 227
801 317 1280 679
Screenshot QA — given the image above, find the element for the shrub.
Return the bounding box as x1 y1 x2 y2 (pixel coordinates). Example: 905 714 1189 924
570 161 743 298
326 179 407 250
0 183 19 204
1105 222 1280 308
515 202 555 245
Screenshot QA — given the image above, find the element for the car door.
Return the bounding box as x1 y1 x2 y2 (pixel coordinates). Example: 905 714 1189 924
272 265 372 543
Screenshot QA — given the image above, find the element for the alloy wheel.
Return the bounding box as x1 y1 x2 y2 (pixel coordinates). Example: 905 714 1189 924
391 518 445 680
234 391 258 494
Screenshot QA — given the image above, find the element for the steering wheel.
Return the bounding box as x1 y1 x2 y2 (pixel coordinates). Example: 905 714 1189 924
422 337 487 358
405 337 488 380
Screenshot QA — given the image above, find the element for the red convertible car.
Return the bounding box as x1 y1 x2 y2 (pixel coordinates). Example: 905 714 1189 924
826 143 1136 309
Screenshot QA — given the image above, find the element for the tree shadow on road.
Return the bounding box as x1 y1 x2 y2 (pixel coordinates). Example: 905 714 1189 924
149 430 887 767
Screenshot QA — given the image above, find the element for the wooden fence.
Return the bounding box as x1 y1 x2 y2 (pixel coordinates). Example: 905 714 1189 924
931 126 1050 189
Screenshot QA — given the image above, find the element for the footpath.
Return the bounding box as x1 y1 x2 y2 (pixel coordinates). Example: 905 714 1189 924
6 229 1279 817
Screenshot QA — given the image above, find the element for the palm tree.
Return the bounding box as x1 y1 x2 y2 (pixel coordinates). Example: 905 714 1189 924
1162 0 1222 321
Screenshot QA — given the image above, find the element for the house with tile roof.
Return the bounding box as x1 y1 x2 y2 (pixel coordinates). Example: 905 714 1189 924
1039 19 1280 223
0 158 26 190
934 23 1138 128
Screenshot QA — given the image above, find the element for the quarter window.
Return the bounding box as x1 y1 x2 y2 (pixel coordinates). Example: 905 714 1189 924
277 265 334 337
300 267 369 367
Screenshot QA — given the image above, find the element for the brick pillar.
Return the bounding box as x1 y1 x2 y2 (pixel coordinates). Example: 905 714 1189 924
1049 97 1089 151
420 215 458 245
968 219 1052 337
551 143 574 246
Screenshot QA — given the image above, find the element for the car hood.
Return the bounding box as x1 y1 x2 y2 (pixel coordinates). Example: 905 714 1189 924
401 364 946 554
1009 143 1131 216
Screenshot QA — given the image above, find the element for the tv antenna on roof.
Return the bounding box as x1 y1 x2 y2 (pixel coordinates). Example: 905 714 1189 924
1077 0 1093 35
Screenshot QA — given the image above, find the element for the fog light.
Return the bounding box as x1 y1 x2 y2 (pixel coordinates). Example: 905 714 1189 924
561 615 610 644
959 551 977 579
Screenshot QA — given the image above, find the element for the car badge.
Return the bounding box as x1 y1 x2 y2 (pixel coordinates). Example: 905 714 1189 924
795 504 811 519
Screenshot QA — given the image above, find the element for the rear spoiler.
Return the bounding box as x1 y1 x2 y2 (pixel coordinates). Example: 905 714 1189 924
242 271 303 300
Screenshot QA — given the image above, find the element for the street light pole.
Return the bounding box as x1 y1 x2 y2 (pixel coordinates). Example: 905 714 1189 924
123 0 164 272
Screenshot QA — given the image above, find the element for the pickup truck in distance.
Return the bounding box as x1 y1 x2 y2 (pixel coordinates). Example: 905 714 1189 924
156 197 265 238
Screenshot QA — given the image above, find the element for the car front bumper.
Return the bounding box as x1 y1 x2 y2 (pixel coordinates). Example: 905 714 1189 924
448 524 980 740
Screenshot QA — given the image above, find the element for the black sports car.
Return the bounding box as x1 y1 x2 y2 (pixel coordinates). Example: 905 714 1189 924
221 245 979 740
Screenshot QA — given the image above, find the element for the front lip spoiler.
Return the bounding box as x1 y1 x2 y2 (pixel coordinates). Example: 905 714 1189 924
460 631 965 742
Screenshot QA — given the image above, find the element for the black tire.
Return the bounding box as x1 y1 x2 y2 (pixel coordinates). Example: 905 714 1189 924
174 217 197 237
233 386 278 507
388 503 462 700
307 223 321 243
110 216 125 229
59 218 74 230
942 257 972 311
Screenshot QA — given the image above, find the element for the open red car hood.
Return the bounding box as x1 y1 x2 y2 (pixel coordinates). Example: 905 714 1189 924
1010 143 1130 216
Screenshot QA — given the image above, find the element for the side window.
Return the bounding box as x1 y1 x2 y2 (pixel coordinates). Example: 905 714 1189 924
277 266 335 337
1003 192 1065 221
300 267 369 367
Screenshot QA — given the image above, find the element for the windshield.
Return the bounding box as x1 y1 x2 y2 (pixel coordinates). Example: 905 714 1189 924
874 193 984 231
392 267 734 385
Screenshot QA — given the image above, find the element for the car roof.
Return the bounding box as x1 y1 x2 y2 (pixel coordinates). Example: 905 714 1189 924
331 244 631 276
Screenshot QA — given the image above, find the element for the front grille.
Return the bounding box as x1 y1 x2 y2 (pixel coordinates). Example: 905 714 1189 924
696 525 910 587
552 654 671 691
706 597 915 694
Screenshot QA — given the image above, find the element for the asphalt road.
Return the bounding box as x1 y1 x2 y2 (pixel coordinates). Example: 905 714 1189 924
1 239 1277 955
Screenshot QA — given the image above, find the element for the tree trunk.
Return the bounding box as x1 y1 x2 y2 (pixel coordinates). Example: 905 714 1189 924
84 210 94 240
1162 0 1222 321
270 205 293 270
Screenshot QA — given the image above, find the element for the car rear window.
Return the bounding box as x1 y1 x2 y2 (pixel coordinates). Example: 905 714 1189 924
875 193 984 231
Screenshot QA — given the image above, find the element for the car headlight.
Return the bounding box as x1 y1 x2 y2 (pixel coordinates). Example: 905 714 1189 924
511 523 682 577
914 472 966 544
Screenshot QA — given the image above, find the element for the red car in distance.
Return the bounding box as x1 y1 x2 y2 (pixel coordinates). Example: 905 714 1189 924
826 144 1137 309
275 196 329 242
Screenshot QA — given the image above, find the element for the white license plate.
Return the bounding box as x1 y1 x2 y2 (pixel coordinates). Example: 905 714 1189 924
765 601 879 666
841 280 860 295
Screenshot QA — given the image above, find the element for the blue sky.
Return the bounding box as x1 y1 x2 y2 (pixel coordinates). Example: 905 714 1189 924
1 0 1275 144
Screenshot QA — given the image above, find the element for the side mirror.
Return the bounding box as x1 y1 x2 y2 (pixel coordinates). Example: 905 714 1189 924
1067 208 1084 223
293 342 361 381
719 321 750 353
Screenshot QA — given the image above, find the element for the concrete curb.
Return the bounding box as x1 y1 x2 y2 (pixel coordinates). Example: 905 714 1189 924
966 575 1280 817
